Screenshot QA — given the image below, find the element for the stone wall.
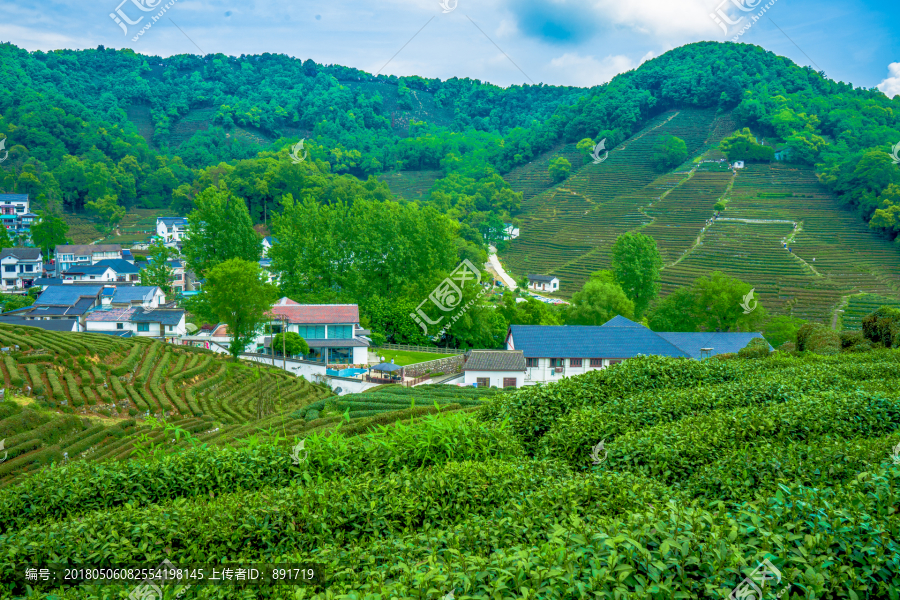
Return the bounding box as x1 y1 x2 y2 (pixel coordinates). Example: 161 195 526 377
404 355 465 378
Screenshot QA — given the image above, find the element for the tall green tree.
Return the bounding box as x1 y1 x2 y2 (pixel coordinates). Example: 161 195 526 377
182 186 262 276
548 157 571 182
86 194 126 230
610 232 663 320
566 272 634 325
272 331 310 358
139 240 177 298
188 258 279 361
270 194 458 303
651 135 688 171
31 210 70 256
648 271 768 332
0 224 12 250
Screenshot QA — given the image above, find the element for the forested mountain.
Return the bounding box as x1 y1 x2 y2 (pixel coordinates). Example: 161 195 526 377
1 40 899 345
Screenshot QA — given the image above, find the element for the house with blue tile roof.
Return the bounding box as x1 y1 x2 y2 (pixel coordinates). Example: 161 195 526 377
506 315 769 385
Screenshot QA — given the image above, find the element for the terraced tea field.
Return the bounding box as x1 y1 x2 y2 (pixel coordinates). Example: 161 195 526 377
0 323 332 486
0 324 504 490
840 293 900 330
500 111 900 322
501 108 730 293
379 170 443 201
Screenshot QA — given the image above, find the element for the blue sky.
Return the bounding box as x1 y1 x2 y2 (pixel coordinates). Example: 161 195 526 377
0 0 897 95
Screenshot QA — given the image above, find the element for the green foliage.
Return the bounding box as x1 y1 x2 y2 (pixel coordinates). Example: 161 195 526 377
138 239 177 298
0 294 34 313
548 157 571 182
610 232 662 319
566 271 634 325
762 314 806 348
29 209 69 255
719 128 776 162
270 193 459 304
189 258 279 360
861 305 900 348
181 186 262 276
85 194 126 229
796 322 841 354
737 337 771 358
651 135 688 171
649 271 768 332
271 331 309 357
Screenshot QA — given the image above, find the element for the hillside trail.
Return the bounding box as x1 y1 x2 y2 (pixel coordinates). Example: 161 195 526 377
486 245 570 304
831 295 851 330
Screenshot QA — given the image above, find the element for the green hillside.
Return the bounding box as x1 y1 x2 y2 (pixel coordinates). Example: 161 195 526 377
500 109 900 321
0 352 898 597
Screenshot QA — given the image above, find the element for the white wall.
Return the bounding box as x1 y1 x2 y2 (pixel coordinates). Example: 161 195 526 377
325 376 382 395
352 346 368 365
85 321 134 335
522 357 612 385
241 352 328 381
463 370 525 388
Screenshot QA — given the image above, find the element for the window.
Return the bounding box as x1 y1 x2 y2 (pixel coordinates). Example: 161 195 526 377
89 276 95 280
116 323 123 330
608 359 623 365
167 325 173 331
328 325 352 339
3 265 14 273
327 347 351 364
137 323 150 332
5 279 16 286
589 359 603 368
297 325 326 339
502 377 517 388
549 358 565 367
476 377 490 388
569 358 582 367
525 358 539 368
24 265 33 272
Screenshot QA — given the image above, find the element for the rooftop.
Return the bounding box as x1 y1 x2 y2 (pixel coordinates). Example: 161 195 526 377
528 274 558 283
86 307 136 322
34 285 103 306
508 316 768 361
269 300 360 324
0 194 29 203
94 258 141 274
130 308 185 325
0 248 41 261
463 350 526 372
56 244 122 256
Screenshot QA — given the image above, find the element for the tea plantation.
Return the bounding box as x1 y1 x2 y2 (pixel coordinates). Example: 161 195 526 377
499 109 900 321
0 347 897 598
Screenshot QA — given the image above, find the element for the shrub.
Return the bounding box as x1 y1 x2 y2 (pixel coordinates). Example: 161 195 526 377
737 337 771 358
3 355 23 386
861 306 900 348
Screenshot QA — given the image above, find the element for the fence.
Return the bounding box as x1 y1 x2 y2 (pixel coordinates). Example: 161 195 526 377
374 344 466 355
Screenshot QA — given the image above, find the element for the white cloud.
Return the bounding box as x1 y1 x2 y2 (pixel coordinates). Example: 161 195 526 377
591 0 725 38
877 62 900 99
547 53 637 87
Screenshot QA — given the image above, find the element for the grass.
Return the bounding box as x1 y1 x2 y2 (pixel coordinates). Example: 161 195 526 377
373 349 457 366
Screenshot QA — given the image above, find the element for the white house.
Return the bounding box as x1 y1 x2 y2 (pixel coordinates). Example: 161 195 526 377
0 248 42 291
527 274 560 292
462 350 526 388
507 316 769 386
61 265 117 282
156 217 188 244
54 245 122 276
98 285 166 309
85 306 186 341
733 161 745 169
263 298 370 366
262 236 278 257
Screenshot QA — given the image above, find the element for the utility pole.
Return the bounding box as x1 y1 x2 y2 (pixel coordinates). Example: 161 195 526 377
282 315 287 373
